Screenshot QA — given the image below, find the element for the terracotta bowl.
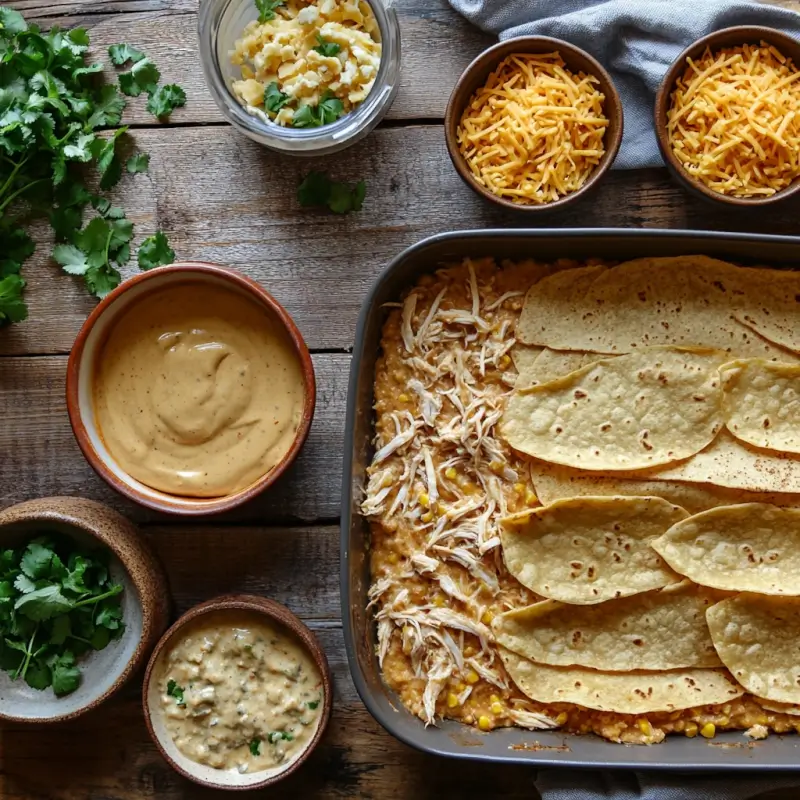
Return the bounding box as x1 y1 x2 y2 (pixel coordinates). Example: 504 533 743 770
66 262 316 516
655 26 800 207
0 497 169 723
444 36 623 213
142 594 332 791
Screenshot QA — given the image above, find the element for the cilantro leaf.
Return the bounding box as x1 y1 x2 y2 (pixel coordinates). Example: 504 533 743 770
297 171 365 214
138 230 175 270
49 651 80 696
108 43 145 66
21 541 56 580
86 84 126 129
52 244 90 275
264 81 290 115
292 91 344 128
118 57 160 98
167 679 186 706
313 34 340 58
145 84 186 120
0 7 27 36
255 0 285 23
0 274 27 324
14 585 73 621
308 699 320 710
249 738 261 756
126 152 149 173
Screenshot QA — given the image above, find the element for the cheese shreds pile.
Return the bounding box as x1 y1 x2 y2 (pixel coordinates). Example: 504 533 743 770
456 52 609 205
667 42 800 197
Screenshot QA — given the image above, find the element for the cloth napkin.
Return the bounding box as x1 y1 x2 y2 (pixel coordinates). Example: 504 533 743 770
447 0 800 168
534 769 800 799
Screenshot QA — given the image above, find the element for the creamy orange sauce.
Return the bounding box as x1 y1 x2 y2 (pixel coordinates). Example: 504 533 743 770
94 282 305 497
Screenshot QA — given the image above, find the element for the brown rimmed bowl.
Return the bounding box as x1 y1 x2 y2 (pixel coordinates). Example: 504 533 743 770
66 262 316 517
0 497 169 723
444 36 623 213
142 594 332 791
655 26 800 208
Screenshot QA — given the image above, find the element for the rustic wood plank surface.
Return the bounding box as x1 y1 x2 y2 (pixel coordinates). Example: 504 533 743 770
3 0 800 797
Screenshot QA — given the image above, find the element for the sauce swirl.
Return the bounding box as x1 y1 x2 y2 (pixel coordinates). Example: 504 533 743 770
94 281 304 497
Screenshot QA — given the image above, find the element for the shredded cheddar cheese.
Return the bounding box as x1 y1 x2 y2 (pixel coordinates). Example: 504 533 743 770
456 52 609 205
667 42 800 198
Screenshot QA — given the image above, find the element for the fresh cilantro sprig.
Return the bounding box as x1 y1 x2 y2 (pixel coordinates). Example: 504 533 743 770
0 8 182 325
292 90 344 128
264 82 290 115
298 171 366 214
0 535 125 696
255 0 285 22
313 34 340 58
138 230 175 271
166 679 186 707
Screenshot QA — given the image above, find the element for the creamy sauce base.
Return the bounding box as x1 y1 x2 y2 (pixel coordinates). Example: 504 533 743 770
159 612 323 773
94 282 305 497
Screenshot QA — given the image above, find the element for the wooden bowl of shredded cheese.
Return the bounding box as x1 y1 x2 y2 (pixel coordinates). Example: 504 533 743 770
445 37 623 211
656 27 800 206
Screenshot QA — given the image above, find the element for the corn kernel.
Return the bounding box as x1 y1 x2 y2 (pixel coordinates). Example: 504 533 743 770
499 354 511 368
445 467 457 480
637 719 652 736
478 715 492 731
447 693 459 708
437 503 446 515
489 460 503 474
421 512 433 523
465 670 479 684
463 646 475 658
717 716 730 727
398 394 410 402
700 723 716 739
489 694 500 704
481 610 494 625
684 722 698 738
456 682 466 692
513 483 525 494
525 490 538 505
434 595 446 607
756 715 769 726
418 492 430 508
673 721 685 732
381 473 393 488
491 702 503 715
386 552 399 565
555 712 568 726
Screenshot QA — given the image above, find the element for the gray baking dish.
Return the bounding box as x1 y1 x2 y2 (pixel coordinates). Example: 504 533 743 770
341 228 800 770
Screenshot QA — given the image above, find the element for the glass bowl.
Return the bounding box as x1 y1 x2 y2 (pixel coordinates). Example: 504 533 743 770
198 0 401 155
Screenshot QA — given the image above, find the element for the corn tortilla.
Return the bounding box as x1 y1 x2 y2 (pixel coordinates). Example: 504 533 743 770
722 359 800 454
707 595 800 705
493 584 722 671
501 347 725 471
516 256 800 361
500 496 685 604
653 504 800 595
499 647 743 715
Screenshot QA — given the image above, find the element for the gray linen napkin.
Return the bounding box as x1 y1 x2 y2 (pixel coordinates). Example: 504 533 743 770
534 769 800 799
447 0 800 168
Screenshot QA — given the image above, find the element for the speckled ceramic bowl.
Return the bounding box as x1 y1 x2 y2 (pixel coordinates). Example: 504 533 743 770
0 497 170 723
66 262 316 517
142 594 332 791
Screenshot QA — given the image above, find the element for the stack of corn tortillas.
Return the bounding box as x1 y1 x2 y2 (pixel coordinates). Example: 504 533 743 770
495 256 800 721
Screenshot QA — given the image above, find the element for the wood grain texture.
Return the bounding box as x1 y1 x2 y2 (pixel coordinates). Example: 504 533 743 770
7 124 800 359
0 525 537 800
0 354 349 523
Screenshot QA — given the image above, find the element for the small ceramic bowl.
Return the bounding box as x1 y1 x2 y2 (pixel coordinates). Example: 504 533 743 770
142 594 332 791
444 36 623 213
66 262 316 517
655 26 800 207
0 497 169 723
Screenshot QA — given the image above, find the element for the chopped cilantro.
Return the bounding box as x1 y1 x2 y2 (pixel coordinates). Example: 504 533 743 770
146 84 186 121
255 0 285 22
138 231 175 271
264 82 290 115
298 171 365 214
118 57 160 98
249 738 261 756
166 679 186 706
292 91 344 128
108 43 145 66
313 34 340 58
307 699 320 710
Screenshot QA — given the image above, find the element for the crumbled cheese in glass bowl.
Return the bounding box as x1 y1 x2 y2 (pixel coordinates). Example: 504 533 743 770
199 0 400 155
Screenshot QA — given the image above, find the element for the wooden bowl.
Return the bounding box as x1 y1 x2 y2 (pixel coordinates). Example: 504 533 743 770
444 36 623 213
0 497 169 723
142 594 332 791
66 262 316 517
655 26 800 207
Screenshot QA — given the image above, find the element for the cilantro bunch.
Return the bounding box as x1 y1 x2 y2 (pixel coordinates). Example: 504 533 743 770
0 535 125 696
0 7 179 326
